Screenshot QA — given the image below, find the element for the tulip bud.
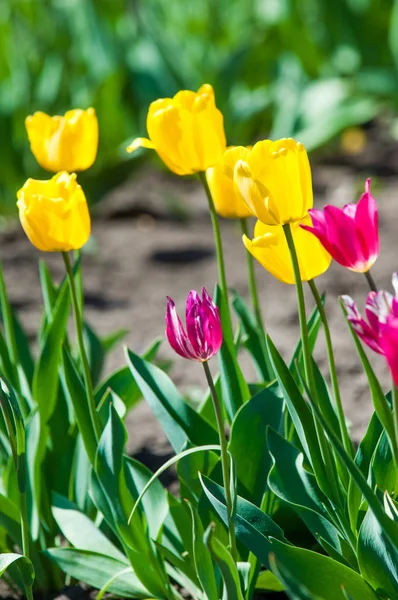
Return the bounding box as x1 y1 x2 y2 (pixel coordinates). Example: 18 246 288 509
165 288 222 362
25 108 98 172
233 138 313 226
301 179 379 273
127 84 226 175
341 274 398 385
17 172 90 252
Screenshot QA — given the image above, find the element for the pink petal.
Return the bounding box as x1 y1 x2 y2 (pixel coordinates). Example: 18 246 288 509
354 179 379 270
341 294 383 354
380 315 398 385
165 296 197 360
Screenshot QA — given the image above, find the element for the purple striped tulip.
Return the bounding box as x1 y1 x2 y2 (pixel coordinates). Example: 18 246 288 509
301 179 379 273
342 274 398 385
165 288 222 362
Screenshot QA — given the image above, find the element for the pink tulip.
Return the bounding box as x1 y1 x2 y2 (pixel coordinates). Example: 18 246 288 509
165 288 222 362
342 274 398 384
301 179 379 273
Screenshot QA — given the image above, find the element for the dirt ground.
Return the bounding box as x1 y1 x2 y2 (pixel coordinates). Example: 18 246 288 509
2 158 398 469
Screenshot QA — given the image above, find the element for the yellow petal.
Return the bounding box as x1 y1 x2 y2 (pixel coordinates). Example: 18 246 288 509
206 146 252 218
126 137 155 153
25 108 98 172
236 138 313 225
132 84 226 176
244 217 331 284
234 160 280 225
17 172 90 252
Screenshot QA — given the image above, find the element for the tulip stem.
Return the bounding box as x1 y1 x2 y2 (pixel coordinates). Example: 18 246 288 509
62 252 101 443
283 224 313 386
202 360 237 560
198 172 233 337
283 224 342 506
364 270 378 292
240 218 265 335
308 279 354 459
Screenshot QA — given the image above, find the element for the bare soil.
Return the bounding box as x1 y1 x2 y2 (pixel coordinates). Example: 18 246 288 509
2 159 398 469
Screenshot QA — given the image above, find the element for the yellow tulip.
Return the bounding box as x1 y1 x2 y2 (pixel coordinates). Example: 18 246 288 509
206 146 253 218
234 138 313 226
127 84 226 175
25 108 98 172
242 216 332 284
17 172 90 252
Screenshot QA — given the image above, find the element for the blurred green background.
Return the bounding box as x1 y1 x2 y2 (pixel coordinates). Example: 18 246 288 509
2 0 398 215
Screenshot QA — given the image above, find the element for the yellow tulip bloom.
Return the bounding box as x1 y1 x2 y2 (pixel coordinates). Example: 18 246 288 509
242 216 332 284
127 84 226 175
234 138 313 226
206 146 253 218
25 108 98 172
17 172 90 252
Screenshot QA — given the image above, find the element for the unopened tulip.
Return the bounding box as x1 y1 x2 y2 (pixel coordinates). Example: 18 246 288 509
17 172 90 252
233 138 312 226
26 108 98 172
127 84 226 175
206 146 252 218
342 274 398 384
301 179 379 273
242 216 331 284
166 288 222 362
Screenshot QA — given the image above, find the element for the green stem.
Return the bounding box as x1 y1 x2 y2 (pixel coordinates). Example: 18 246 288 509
240 218 265 334
308 279 354 458
62 252 101 442
364 270 378 292
198 172 233 337
283 224 313 385
202 360 237 559
283 224 341 506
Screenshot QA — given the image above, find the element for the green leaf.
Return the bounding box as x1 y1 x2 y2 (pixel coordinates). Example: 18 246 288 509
303 379 398 555
205 525 245 600
199 473 285 569
124 457 168 541
32 283 70 423
267 336 327 492
128 445 220 525
83 322 105 387
269 553 326 599
96 337 163 411
228 383 283 505
348 411 382 531
126 348 217 452
268 539 379 600
215 285 250 420
61 347 98 465
256 569 285 592
341 300 395 451
46 548 151 598
289 298 322 373
51 493 127 563
358 507 398 600
186 503 218 600
232 291 273 381
0 553 35 592
267 428 348 560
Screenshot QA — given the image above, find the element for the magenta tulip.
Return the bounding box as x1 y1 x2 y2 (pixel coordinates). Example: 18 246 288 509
342 274 398 384
301 179 379 273
165 288 222 362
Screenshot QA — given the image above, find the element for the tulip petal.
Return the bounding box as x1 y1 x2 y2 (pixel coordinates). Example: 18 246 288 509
380 315 398 386
165 297 196 360
341 294 383 354
126 137 155 153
